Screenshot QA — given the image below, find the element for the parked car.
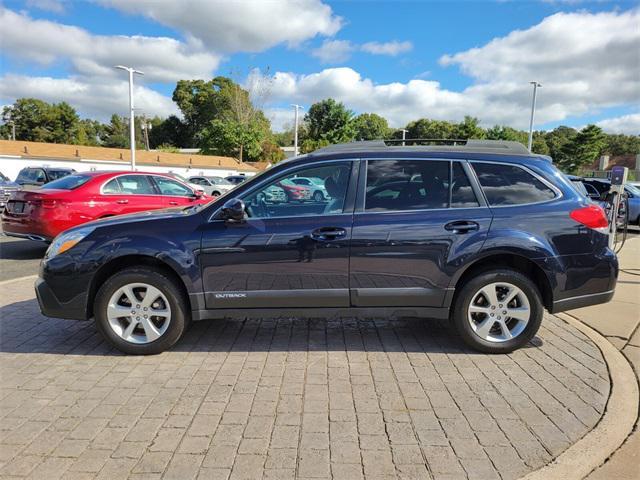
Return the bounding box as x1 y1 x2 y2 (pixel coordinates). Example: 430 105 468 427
2 171 209 242
278 178 312 202
290 177 330 202
164 173 205 194
258 185 287 203
0 171 19 211
582 178 640 225
35 140 617 355
15 167 75 187
188 176 234 196
225 175 248 185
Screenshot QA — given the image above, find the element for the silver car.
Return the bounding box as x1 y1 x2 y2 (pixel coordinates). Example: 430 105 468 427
188 176 235 197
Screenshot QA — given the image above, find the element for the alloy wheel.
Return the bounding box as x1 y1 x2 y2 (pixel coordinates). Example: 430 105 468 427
467 282 530 343
106 283 171 344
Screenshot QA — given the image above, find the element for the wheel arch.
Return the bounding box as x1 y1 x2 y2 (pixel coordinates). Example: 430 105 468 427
451 253 554 311
86 254 190 319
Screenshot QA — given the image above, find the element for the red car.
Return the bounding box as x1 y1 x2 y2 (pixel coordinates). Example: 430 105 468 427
278 178 312 202
1 171 210 242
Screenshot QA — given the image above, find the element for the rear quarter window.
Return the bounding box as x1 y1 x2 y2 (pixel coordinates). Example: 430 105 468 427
472 162 557 206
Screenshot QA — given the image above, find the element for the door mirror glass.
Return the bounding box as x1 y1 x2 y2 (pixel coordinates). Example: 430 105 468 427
221 198 246 223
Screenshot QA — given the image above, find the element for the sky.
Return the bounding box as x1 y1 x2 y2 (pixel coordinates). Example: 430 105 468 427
0 0 638 135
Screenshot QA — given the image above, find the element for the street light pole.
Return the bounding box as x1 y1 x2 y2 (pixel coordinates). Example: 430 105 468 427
528 81 541 152
400 129 409 146
115 65 144 170
292 104 304 156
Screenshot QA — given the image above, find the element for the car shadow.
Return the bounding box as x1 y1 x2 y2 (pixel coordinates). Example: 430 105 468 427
0 239 48 260
0 298 543 356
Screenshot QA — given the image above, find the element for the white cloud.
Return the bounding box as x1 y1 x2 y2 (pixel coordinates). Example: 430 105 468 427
312 39 413 63
439 9 639 107
98 0 343 53
26 0 66 13
311 40 355 64
596 113 640 135
267 9 640 132
0 75 179 120
0 8 221 83
361 41 413 56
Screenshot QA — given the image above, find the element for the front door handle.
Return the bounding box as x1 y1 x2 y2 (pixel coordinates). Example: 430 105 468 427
444 220 479 234
311 227 347 240
169 201 179 205
116 199 129 204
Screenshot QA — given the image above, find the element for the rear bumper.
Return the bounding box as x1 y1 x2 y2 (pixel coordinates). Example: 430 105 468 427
2 215 56 242
35 277 88 320
3 231 52 242
549 289 615 313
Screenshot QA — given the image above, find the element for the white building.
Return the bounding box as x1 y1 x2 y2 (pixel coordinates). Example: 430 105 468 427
0 140 259 181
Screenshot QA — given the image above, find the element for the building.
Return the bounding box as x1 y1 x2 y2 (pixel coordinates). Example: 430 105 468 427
0 140 258 181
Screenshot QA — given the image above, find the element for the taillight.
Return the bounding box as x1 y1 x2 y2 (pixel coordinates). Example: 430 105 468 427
570 205 608 233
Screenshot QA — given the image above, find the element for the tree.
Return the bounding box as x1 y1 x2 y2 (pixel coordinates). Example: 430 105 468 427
404 118 454 140
305 99 355 144
562 125 606 173
199 119 263 161
1 98 80 143
602 134 640 156
452 116 485 139
148 115 188 149
259 140 285 163
352 113 389 140
544 126 578 170
47 102 80 144
76 119 107 146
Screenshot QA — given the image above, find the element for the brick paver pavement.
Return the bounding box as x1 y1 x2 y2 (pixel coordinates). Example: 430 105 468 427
0 279 610 479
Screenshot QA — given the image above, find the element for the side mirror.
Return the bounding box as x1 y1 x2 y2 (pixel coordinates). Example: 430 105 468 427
221 198 246 223
192 189 204 199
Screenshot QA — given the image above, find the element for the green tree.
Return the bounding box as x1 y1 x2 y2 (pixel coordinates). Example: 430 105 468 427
602 134 640 156
259 140 286 163
562 125 606 174
76 119 107 146
300 138 330 154
352 113 389 140
199 119 263 161
1 98 80 143
47 102 80 144
544 126 578 170
403 118 454 140
305 99 355 144
452 116 485 139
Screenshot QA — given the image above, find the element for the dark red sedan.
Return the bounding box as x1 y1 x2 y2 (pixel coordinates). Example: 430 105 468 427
2 171 210 242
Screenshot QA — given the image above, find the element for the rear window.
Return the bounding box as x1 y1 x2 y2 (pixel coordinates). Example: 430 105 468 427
48 170 74 181
42 174 91 190
472 162 556 206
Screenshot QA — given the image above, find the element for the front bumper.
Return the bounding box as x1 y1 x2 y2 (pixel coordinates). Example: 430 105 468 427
35 277 88 320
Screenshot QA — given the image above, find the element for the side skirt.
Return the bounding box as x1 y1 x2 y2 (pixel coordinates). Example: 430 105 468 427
191 306 450 321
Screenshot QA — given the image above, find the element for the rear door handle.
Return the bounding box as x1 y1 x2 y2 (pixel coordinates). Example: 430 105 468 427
116 199 129 204
444 220 479 234
169 201 179 205
311 227 347 240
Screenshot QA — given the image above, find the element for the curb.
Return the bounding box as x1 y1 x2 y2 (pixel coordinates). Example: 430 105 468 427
520 312 639 480
0 274 37 286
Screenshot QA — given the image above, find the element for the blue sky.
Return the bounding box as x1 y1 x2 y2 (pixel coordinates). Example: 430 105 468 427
1 0 638 134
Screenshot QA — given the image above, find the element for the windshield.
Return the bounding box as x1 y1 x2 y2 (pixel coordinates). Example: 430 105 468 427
48 170 74 181
42 174 91 190
626 184 640 196
208 176 232 185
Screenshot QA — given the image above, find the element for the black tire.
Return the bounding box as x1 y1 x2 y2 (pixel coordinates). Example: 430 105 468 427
451 269 543 354
94 267 190 355
212 190 221 197
313 191 324 202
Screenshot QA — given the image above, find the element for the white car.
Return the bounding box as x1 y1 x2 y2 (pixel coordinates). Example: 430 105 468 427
165 173 205 194
188 176 235 197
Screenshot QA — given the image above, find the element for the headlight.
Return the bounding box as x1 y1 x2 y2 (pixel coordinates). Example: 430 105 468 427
45 227 95 260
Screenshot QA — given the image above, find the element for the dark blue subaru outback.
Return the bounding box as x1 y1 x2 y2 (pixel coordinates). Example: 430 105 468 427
36 140 618 355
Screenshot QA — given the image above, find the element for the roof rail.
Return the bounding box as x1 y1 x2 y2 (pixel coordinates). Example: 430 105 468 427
314 138 531 155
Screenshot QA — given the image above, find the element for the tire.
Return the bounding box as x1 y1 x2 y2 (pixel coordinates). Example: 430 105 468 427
451 269 543 354
212 191 221 197
313 191 324 202
94 267 190 355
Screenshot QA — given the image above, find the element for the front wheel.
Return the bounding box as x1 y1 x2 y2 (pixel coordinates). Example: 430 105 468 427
94 267 189 355
451 269 543 353
313 191 324 202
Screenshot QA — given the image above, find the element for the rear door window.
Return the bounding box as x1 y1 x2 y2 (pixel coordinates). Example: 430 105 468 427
116 175 156 195
471 162 556 206
451 162 480 208
365 160 452 212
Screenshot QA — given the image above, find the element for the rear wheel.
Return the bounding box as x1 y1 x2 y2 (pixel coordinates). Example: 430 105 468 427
94 267 189 355
313 191 324 202
451 269 543 353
